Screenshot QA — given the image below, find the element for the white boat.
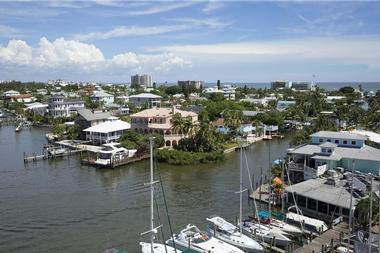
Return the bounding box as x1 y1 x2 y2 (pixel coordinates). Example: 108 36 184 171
47 146 66 155
241 221 292 247
95 142 136 166
167 224 244 253
336 246 353 253
286 211 328 233
269 218 303 236
139 138 181 253
206 216 263 252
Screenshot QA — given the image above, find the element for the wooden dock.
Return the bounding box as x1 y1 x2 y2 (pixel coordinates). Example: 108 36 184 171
23 149 82 162
293 222 349 253
81 153 150 168
250 183 279 206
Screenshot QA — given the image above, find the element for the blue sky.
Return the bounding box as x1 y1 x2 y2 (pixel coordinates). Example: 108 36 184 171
0 1 380 83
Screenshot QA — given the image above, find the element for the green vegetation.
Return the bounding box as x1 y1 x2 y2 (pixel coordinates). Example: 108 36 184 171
119 131 164 155
156 149 225 165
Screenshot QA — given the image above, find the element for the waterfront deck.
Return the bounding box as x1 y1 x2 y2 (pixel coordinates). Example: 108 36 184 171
293 222 349 253
81 154 150 168
249 183 279 206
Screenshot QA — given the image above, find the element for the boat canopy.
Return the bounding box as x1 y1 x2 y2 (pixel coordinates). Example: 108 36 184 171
206 216 236 233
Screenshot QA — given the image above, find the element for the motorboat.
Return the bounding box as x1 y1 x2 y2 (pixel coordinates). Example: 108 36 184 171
47 146 66 155
95 142 136 166
286 211 328 233
241 220 292 247
206 216 263 252
167 224 244 253
140 138 181 253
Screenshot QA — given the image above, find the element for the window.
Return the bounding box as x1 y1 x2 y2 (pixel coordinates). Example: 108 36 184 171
321 148 326 153
319 138 323 143
327 139 331 142
335 139 339 144
328 149 332 153
343 140 348 144
352 140 356 145
308 198 317 210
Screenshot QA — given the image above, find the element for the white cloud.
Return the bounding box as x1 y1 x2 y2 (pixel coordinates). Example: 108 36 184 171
152 36 380 69
127 2 195 16
155 52 192 72
168 17 232 29
0 40 32 65
74 25 189 42
0 25 21 38
35 37 105 70
0 37 191 75
202 1 224 13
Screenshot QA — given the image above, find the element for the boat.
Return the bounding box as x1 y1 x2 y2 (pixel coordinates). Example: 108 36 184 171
95 143 136 166
45 133 59 142
47 146 66 155
285 211 328 233
167 224 244 253
336 246 353 253
15 123 22 132
206 216 263 252
252 211 303 236
139 138 181 253
241 220 292 247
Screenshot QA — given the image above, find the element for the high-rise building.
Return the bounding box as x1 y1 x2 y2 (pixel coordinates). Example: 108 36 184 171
131 74 153 89
177 80 203 90
271 80 292 90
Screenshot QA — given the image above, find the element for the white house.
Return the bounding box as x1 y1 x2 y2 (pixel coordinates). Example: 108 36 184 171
277 100 296 111
91 91 114 105
3 90 20 98
203 85 236 100
84 117 131 145
48 94 85 118
129 93 162 108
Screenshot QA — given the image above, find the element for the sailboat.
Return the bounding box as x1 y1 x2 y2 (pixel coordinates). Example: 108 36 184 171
140 138 181 253
206 216 263 252
167 224 244 253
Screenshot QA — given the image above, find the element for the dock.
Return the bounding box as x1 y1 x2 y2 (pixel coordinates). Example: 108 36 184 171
81 153 150 168
23 148 82 162
249 183 279 206
293 222 349 253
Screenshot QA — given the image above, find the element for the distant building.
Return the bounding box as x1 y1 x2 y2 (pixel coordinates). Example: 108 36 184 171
3 90 20 98
178 80 203 90
292 82 316 91
276 100 296 111
131 74 153 89
129 93 162 108
48 94 85 118
25 102 48 116
130 107 198 147
203 84 236 100
9 94 36 103
271 80 292 90
83 117 131 145
91 91 114 105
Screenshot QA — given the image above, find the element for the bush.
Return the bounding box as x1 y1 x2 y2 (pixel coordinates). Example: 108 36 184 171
156 149 225 165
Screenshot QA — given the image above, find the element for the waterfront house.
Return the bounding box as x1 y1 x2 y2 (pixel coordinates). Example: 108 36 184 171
129 93 162 108
48 94 85 118
288 131 380 179
83 117 131 145
130 107 198 147
25 102 48 116
212 118 230 134
75 109 112 139
203 85 236 100
91 91 114 105
285 175 361 220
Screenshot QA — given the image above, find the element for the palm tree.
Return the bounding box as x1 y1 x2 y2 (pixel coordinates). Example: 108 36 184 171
195 120 217 152
171 113 185 137
183 116 196 138
224 110 243 137
355 195 379 229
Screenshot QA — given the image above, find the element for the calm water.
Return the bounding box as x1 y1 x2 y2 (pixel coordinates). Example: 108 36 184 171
0 126 291 253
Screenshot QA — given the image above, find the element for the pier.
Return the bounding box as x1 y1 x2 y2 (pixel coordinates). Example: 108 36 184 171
81 152 150 168
23 144 83 162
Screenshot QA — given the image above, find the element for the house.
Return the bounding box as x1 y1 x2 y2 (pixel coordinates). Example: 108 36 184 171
10 94 36 103
240 96 277 106
129 93 162 108
36 89 48 95
48 94 85 118
212 118 230 134
325 96 346 104
276 101 296 111
116 95 129 104
91 91 114 105
25 102 48 116
83 117 131 145
130 107 198 147
3 90 20 98
75 109 112 139
203 85 236 100
288 131 380 179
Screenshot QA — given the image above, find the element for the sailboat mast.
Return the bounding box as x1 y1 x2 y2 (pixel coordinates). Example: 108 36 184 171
239 143 243 235
268 137 272 222
369 174 373 253
150 137 154 252
348 160 355 252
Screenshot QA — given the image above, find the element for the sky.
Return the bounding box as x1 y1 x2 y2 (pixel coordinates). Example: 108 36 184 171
0 0 380 83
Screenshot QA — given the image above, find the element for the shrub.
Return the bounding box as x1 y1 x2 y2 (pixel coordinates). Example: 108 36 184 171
156 149 225 165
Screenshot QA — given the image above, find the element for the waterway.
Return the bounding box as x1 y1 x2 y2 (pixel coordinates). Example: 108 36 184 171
0 126 291 253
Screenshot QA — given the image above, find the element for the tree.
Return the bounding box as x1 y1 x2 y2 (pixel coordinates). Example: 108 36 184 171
67 125 78 140
183 116 196 138
171 113 186 137
355 195 379 229
224 110 243 136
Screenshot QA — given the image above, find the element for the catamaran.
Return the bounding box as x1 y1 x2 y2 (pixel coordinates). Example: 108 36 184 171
206 216 264 252
139 138 181 253
167 224 244 253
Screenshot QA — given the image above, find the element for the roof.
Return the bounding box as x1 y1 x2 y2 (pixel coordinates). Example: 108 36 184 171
242 110 262 117
319 142 338 148
84 120 131 133
25 102 48 109
77 109 111 121
285 178 359 209
344 130 380 144
212 118 225 126
290 144 380 162
12 94 33 98
311 154 341 161
129 93 162 99
131 107 197 118
311 131 367 141
92 91 113 98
